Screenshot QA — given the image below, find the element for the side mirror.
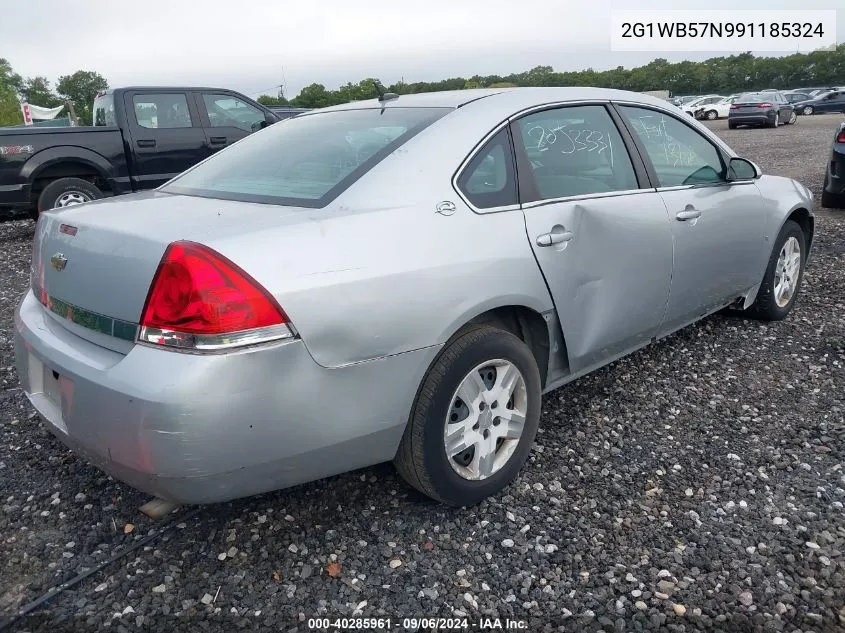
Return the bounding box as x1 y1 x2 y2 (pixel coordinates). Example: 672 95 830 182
728 157 761 181
266 112 280 125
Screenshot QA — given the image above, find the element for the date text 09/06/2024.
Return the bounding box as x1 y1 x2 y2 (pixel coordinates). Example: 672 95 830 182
306 617 529 630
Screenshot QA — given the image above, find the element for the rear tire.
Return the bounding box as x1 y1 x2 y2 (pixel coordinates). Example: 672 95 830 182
37 178 102 216
821 188 845 209
705 110 718 120
745 220 806 321
728 121 738 129
394 325 542 506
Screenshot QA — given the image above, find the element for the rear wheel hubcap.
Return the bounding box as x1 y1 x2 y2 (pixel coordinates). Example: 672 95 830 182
774 236 801 308
444 360 527 481
55 191 91 208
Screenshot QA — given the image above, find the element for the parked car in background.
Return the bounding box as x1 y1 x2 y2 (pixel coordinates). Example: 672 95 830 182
268 106 312 120
682 95 723 117
822 121 845 209
792 90 845 116
0 86 279 218
14 87 814 506
784 92 813 104
672 95 698 106
729 92 796 128
695 94 740 120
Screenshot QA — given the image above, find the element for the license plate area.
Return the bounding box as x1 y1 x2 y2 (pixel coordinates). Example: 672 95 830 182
43 365 61 407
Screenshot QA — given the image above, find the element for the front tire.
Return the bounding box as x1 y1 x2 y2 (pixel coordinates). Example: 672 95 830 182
787 111 797 124
802 106 814 115
394 325 542 506
36 177 102 216
745 220 806 321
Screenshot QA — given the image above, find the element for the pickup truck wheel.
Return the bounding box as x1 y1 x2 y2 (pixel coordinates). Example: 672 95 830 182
37 178 102 215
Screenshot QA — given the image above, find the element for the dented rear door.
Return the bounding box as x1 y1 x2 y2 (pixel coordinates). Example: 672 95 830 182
511 103 673 374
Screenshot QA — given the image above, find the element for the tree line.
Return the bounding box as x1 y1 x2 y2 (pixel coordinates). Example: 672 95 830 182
260 46 845 109
3 45 844 126
0 58 108 126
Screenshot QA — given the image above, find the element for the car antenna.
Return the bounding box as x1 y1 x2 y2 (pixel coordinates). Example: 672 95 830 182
373 80 399 109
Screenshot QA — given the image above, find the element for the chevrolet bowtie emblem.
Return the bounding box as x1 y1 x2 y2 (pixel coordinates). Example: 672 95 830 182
51 253 68 271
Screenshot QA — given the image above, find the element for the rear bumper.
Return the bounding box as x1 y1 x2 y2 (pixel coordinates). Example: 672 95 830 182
14 290 438 504
824 150 845 194
0 183 31 208
729 114 775 125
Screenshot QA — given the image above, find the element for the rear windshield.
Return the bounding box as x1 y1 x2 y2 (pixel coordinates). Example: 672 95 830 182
736 93 770 103
93 92 116 126
161 107 449 208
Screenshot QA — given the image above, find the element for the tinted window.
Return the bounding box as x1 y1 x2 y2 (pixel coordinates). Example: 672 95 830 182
162 107 448 208
620 106 726 187
456 129 517 209
514 105 638 201
202 94 266 133
133 93 192 129
93 92 115 127
736 93 770 103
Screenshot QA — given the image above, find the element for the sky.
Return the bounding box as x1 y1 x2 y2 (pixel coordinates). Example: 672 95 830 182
3 0 843 99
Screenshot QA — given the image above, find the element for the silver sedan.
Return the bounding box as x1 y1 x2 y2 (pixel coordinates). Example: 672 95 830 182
15 88 814 506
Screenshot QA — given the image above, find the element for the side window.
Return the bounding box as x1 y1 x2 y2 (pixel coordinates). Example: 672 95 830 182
513 105 639 201
133 93 192 129
202 94 266 133
456 129 518 209
619 106 726 188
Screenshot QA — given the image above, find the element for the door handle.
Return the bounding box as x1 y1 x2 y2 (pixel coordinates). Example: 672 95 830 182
536 228 574 247
209 136 227 145
136 139 156 148
676 209 702 221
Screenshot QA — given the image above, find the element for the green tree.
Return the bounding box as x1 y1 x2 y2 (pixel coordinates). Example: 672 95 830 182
56 70 108 125
0 58 23 126
257 94 289 106
290 83 337 108
21 76 62 107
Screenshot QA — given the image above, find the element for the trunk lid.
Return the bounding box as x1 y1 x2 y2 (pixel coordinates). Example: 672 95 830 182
32 191 313 352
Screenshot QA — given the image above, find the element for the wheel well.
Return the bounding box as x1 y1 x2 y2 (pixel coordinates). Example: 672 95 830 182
788 207 814 250
466 306 554 387
30 161 111 205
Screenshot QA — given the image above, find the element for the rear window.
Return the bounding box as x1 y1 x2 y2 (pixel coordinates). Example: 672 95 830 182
736 93 770 103
93 92 116 127
161 107 449 208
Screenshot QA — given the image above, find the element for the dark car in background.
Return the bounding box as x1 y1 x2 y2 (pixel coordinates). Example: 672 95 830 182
822 122 845 209
792 90 845 116
784 92 812 104
728 92 796 129
268 106 311 119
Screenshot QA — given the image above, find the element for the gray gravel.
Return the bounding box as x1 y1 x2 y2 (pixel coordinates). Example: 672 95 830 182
1 114 844 632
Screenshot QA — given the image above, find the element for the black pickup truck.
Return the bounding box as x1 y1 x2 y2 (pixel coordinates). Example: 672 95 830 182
0 86 281 217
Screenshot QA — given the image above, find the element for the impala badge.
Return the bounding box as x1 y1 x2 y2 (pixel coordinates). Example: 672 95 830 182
51 253 68 271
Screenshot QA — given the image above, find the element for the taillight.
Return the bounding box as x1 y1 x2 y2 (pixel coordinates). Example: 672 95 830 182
837 129 845 143
730 104 740 109
138 241 294 351
757 103 774 108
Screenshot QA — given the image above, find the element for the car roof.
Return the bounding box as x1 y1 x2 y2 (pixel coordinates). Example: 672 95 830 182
315 87 681 114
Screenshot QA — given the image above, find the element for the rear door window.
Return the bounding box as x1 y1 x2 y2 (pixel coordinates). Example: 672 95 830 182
133 93 193 129
512 105 639 201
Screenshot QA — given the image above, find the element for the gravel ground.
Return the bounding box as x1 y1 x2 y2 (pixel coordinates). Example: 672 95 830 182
1 113 844 632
